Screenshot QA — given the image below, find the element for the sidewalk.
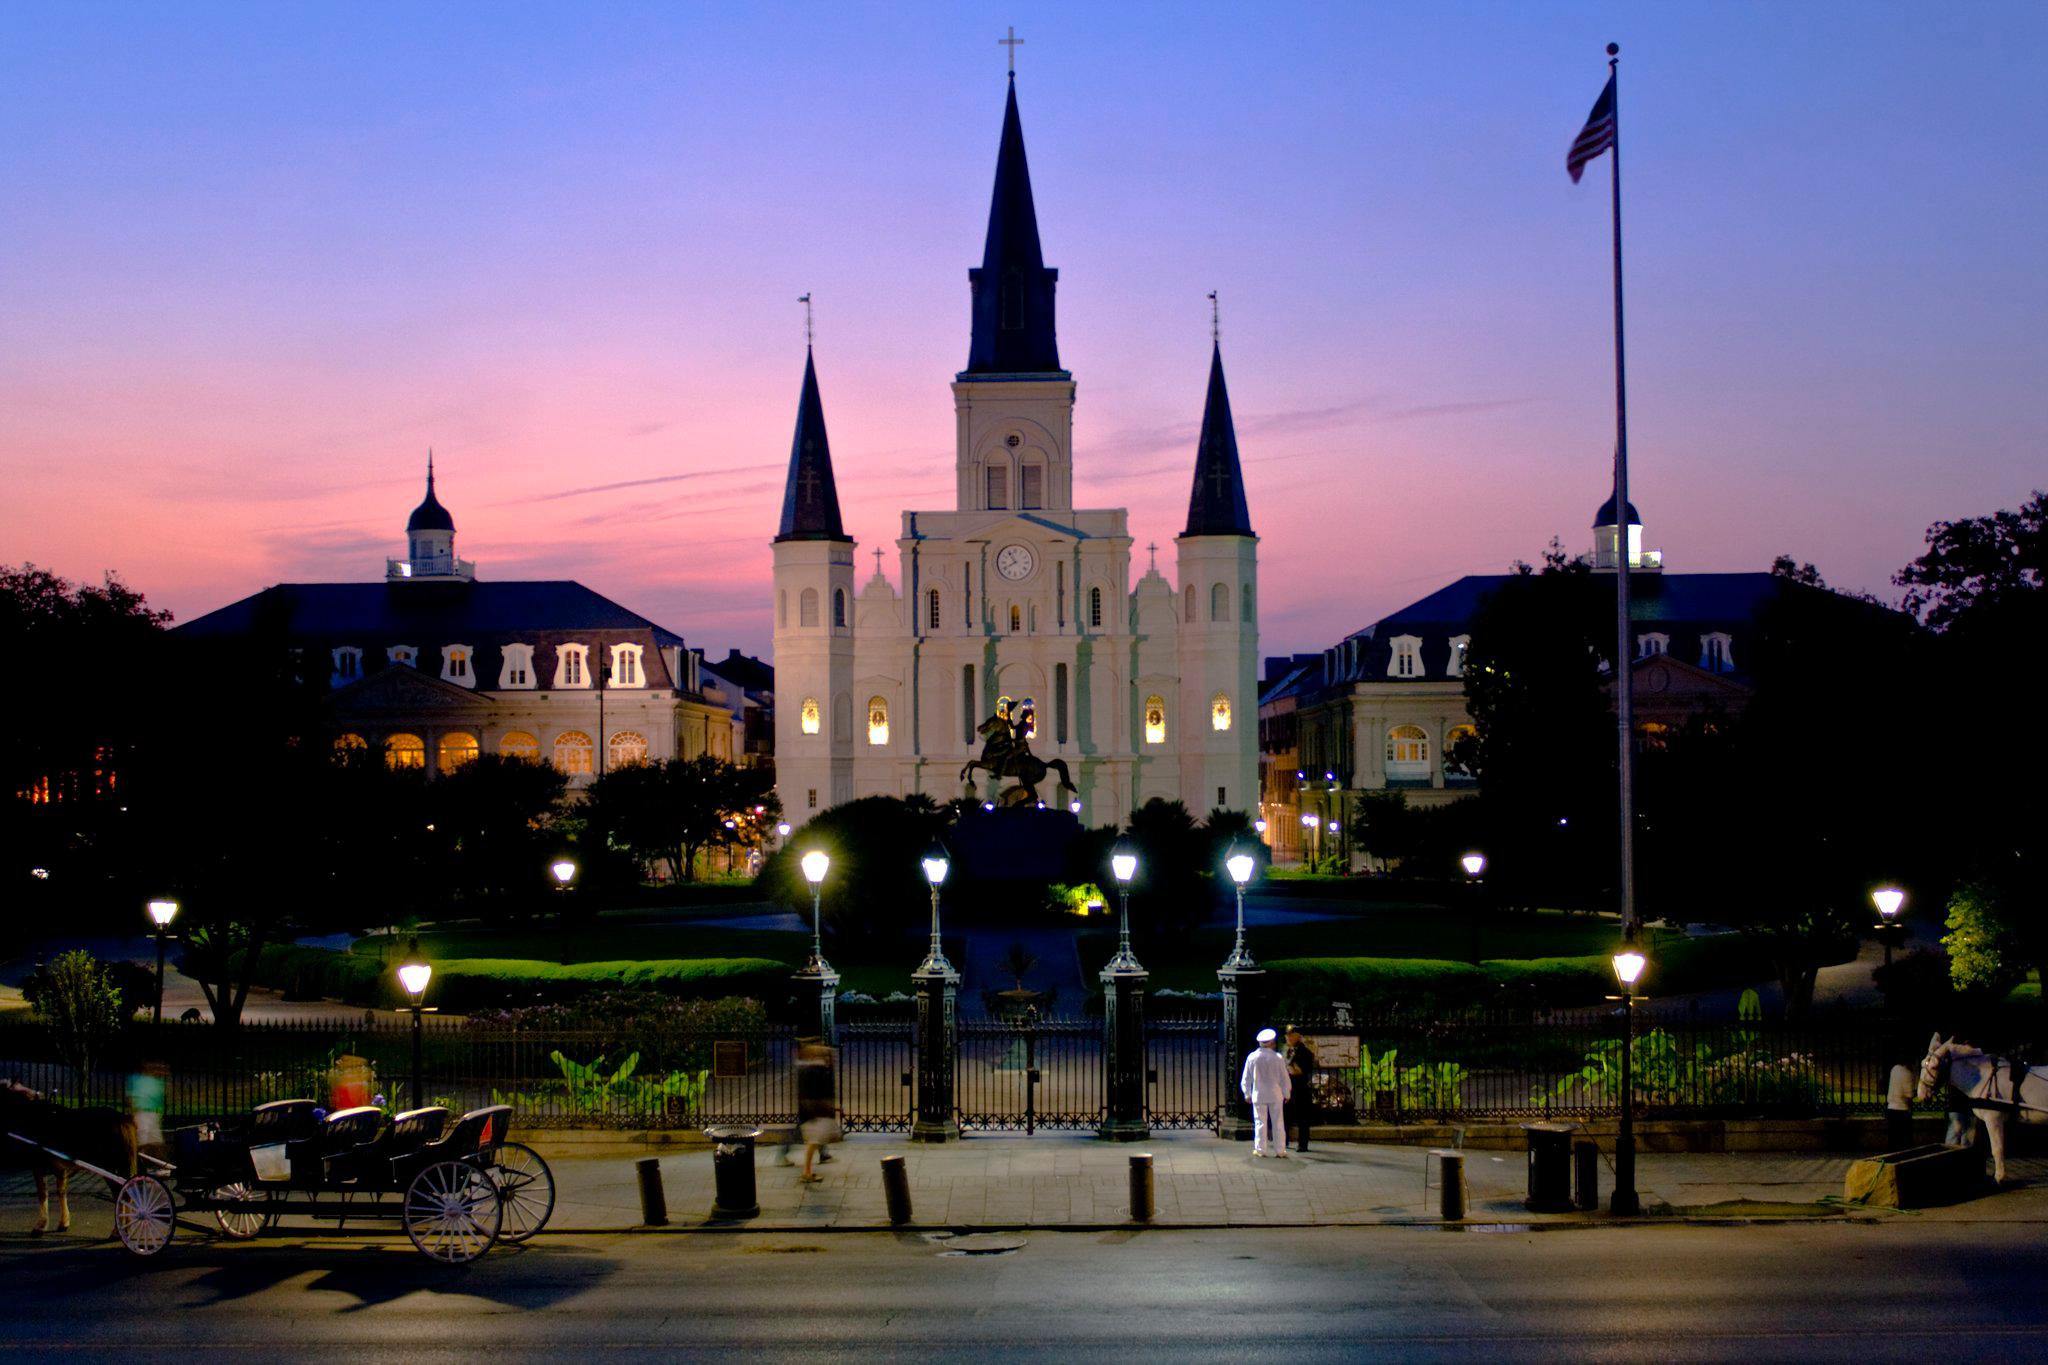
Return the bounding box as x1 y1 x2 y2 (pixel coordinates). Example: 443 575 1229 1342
525 1132 2048 1232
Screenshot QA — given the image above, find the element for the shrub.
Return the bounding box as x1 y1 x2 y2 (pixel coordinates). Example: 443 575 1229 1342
233 945 789 1012
26 949 127 1089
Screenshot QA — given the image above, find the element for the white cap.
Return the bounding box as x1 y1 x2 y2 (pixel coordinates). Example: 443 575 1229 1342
1256 1028 1277 1043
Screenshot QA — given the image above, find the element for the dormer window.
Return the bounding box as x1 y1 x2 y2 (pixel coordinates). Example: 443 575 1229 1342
331 647 362 687
1700 632 1734 674
1638 632 1669 659
556 643 590 689
610 644 645 688
441 644 474 687
1447 635 1471 677
500 643 535 689
387 645 417 668
1390 634 1423 679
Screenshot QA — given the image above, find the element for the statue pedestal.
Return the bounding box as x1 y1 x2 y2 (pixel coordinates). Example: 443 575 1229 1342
951 806 1082 882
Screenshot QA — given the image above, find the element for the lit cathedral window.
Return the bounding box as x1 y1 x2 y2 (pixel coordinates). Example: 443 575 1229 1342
867 697 889 746
1144 695 1167 746
1211 692 1232 732
801 697 821 735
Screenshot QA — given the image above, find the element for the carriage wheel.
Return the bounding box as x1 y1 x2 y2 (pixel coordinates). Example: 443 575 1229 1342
212 1183 273 1241
487 1142 556 1243
403 1160 503 1264
114 1174 175 1256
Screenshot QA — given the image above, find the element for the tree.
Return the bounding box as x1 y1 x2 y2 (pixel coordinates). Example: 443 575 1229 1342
585 756 767 883
1118 799 1210 937
1201 808 1260 873
430 754 569 906
1894 490 2046 631
26 950 127 1096
1942 880 2033 997
758 796 951 949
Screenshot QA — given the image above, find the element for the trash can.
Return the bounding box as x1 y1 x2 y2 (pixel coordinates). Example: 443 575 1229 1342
706 1126 762 1219
1522 1121 1574 1213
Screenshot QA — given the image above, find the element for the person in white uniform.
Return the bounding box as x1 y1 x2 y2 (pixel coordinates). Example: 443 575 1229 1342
1241 1028 1293 1157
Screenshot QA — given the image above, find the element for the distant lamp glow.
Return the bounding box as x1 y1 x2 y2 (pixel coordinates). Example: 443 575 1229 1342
1612 940 1647 989
776 822 791 839
550 858 578 887
800 850 830 885
922 851 950 887
31 867 49 880
1460 853 1486 878
147 899 180 928
1301 813 1320 829
396 940 433 1004
1226 851 1256 886
1327 821 1340 833
1111 850 1138 885
1253 819 1267 835
983 802 996 812
1872 887 1905 921
1069 800 1082 815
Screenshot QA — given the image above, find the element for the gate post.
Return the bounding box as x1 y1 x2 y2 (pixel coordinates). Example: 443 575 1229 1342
911 951 960 1143
791 964 839 1044
1099 957 1151 1142
1216 959 1265 1141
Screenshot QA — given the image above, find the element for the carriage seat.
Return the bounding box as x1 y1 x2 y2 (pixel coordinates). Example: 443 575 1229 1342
245 1099 321 1145
325 1107 449 1186
391 1105 513 1183
286 1105 384 1185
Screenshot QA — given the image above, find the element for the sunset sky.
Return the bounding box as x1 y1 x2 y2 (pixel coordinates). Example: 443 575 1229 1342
4 2 2043 660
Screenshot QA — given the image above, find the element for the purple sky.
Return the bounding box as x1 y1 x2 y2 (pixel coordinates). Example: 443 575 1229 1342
4 3 2043 660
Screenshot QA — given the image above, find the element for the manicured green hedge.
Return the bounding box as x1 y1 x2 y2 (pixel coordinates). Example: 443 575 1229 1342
234 945 789 1011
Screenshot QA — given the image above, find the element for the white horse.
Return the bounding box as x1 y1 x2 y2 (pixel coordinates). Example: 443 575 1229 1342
1917 1034 2048 1183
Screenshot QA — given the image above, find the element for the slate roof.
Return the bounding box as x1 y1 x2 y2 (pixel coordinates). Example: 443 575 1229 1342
775 348 849 542
962 76 1064 377
406 458 455 532
1182 344 1254 538
1593 492 1641 528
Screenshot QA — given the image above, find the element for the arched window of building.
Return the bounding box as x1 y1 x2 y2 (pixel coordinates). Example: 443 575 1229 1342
1700 632 1734 673
500 731 540 760
1020 462 1043 509
1143 695 1167 745
1445 724 1478 778
1211 691 1232 732
1184 584 1196 622
555 644 589 688
1390 635 1422 679
833 589 846 628
799 588 819 628
438 732 479 770
867 696 889 746
331 647 362 686
1010 604 1022 633
1385 724 1429 778
554 730 593 775
1054 663 1069 743
800 697 821 735
386 733 426 770
986 464 1009 510
1638 632 1669 659
1211 583 1230 622
928 588 941 630
611 644 644 687
1090 587 1103 628
778 590 788 629
608 730 648 768
334 732 368 753
387 645 417 668
1635 721 1672 753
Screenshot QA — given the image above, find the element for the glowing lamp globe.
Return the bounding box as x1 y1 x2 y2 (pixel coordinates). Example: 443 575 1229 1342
1612 945 1647 989
1226 852 1256 886
1069 800 1082 815
1111 847 1138 885
800 850 830 885
1253 819 1267 835
397 940 432 1003
776 822 791 839
550 858 578 886
922 853 950 887
1461 853 1486 878
1872 887 1905 921
1301 813 1319 829
147 899 180 928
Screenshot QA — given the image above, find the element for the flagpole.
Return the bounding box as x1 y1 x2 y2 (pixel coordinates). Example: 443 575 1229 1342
1606 41 1637 938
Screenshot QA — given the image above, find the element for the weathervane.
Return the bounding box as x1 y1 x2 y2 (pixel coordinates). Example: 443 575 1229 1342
1208 290 1219 344
799 292 813 347
999 25 1023 75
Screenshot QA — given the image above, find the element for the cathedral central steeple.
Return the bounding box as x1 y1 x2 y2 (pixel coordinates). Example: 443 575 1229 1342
962 76 1064 377
776 348 849 542
1182 343 1255 538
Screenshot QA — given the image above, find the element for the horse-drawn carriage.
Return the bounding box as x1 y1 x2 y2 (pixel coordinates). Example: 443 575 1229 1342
11 1098 553 1263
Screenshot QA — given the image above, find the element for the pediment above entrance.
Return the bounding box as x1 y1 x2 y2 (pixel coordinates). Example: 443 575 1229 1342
325 666 497 719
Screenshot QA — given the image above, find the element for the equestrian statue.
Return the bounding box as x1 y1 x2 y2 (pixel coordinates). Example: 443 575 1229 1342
960 695 1076 808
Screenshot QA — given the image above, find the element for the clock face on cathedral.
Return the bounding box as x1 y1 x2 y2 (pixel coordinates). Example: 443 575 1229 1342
996 544 1035 580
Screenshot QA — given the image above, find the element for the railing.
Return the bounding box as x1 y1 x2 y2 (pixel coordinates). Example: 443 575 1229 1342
956 1014 1102 1131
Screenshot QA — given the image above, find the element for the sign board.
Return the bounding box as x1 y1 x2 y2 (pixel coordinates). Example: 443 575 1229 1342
712 1040 749 1079
1304 1034 1360 1069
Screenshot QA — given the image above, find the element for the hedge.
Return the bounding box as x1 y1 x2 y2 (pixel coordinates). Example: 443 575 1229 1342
232 945 790 1012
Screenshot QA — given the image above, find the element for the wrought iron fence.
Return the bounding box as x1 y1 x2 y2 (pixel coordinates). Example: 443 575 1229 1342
956 1012 1102 1131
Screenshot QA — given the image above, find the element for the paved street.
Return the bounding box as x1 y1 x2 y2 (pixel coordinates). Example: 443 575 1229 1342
2 1219 2046 1361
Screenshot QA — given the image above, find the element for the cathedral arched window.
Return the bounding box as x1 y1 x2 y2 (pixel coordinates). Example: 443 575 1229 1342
386 733 426 770
1211 583 1230 622
1010 604 1022 633
961 666 976 745
799 589 819 628
1143 695 1167 745
500 731 540 760
927 588 941 630
1089 587 1103 629
554 730 593 775
832 589 847 629
1184 584 1196 622
1386 725 1429 778
778 591 788 629
608 730 648 768
438 732 479 771
1211 692 1232 732
867 696 889 747
800 697 821 735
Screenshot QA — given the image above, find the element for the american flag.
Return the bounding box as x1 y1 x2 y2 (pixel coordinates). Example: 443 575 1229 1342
1567 74 1617 183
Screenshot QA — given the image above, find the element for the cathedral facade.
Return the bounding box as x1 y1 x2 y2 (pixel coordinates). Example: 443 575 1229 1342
772 75 1259 828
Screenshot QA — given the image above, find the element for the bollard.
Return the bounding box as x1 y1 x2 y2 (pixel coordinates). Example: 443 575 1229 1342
636 1156 670 1227
1437 1151 1466 1220
1128 1152 1155 1222
1573 1140 1599 1211
879 1154 913 1225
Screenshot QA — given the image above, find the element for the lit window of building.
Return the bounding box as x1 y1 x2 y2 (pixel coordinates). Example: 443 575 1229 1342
441 644 474 686
801 697 821 734
387 645 417 668
608 730 648 768
1211 692 1232 732
554 730 593 774
438 732 479 769
1144 695 1167 745
556 644 589 688
386 733 426 769
867 696 890 746
500 731 539 760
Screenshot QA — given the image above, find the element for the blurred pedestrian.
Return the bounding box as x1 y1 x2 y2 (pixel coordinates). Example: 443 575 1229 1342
795 1041 842 1183
1240 1028 1291 1157
1284 1026 1318 1154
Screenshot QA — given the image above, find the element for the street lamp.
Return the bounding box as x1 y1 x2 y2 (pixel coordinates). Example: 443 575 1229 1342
1872 886 1906 968
776 821 791 842
145 899 179 1025
1461 852 1486 965
800 850 832 972
1301 811 1320 871
920 844 953 974
1609 928 1648 1217
550 857 579 965
396 938 435 1112
1107 839 1140 971
1069 799 1083 815
1253 818 1267 836
1223 846 1257 969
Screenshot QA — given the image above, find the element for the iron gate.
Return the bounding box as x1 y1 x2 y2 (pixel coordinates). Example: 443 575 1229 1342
1147 1013 1224 1129
956 1011 1103 1131
838 1019 914 1132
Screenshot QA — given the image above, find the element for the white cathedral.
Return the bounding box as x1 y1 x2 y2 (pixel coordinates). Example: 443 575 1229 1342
772 74 1259 829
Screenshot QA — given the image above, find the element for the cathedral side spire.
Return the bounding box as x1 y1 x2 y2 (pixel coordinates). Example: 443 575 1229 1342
775 348 849 542
962 75 1063 376
1181 342 1254 537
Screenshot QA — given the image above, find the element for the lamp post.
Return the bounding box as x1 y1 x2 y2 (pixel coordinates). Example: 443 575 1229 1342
1101 838 1149 1140
1108 841 1140 972
912 845 960 1142
551 857 579 965
1609 928 1648 1217
1461 853 1486 966
396 938 434 1112
1872 886 1906 969
1217 846 1264 1141
1301 811 1320 871
145 899 179 1025
794 850 838 1040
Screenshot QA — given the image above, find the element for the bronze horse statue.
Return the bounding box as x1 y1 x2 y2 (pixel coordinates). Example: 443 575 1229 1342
960 702 1075 807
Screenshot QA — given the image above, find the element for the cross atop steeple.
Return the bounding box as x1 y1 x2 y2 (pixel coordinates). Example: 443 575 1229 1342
799 292 813 347
999 25 1023 75
1208 290 1219 344
873 548 884 577
1146 542 1158 571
